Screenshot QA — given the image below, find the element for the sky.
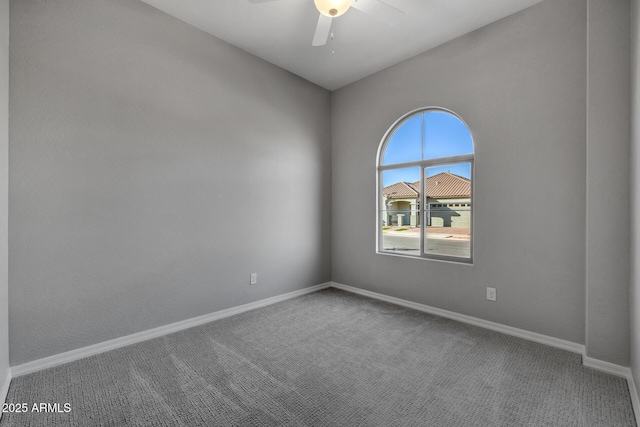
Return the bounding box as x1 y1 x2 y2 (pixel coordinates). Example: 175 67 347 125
381 111 473 187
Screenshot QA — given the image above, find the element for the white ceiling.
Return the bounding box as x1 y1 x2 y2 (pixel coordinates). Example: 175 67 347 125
140 0 545 91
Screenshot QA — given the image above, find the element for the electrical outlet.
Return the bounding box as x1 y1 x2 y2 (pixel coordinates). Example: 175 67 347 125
250 273 257 285
486 287 497 302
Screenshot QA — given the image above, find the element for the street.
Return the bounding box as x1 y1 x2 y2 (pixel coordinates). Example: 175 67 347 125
382 234 470 258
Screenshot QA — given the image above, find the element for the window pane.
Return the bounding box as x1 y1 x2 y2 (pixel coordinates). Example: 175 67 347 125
378 108 474 262
381 167 420 255
423 111 473 160
424 163 471 258
382 114 422 165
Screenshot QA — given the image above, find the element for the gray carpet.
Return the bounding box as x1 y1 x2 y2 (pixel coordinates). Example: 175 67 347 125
0 288 635 426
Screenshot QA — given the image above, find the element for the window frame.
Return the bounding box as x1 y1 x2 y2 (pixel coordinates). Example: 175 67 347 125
376 107 474 263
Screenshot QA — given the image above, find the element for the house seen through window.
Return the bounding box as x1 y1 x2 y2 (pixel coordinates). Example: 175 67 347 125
377 108 474 262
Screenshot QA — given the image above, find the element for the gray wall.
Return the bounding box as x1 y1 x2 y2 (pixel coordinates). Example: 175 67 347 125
631 0 640 398
0 0 8 387
332 0 589 344
6 0 633 369
585 0 631 366
9 0 331 365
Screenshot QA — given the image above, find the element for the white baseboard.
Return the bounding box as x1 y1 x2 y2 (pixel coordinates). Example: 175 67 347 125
626 371 640 426
330 282 640 386
582 354 639 423
330 282 585 354
582 355 632 378
332 282 639 424
8 277 636 420
0 367 11 421
11 282 332 377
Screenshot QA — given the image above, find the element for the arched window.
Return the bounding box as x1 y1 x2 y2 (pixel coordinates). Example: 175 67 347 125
377 108 474 262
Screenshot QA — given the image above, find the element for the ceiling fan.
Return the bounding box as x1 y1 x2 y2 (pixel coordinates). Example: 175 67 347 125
248 0 405 47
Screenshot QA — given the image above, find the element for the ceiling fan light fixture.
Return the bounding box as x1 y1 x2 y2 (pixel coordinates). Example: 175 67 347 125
314 0 355 18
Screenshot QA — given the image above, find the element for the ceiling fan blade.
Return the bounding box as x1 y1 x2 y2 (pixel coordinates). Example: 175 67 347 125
350 0 404 27
312 14 333 46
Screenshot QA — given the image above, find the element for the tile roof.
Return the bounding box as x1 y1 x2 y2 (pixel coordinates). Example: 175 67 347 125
382 181 419 198
426 172 470 198
382 172 470 199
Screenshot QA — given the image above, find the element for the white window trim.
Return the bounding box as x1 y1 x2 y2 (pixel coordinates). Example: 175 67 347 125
376 107 475 263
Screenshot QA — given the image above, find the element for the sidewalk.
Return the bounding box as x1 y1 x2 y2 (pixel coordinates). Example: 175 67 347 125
382 226 470 240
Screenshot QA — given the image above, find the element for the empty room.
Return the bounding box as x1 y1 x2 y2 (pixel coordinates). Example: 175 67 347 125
1 0 639 425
